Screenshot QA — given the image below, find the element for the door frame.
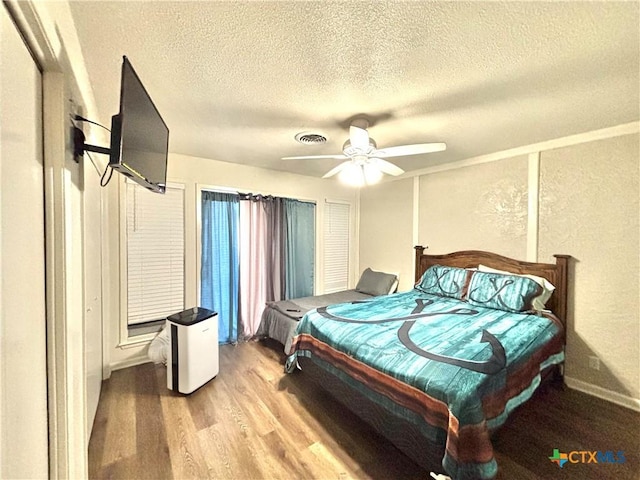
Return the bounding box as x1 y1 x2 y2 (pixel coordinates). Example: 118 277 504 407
4 1 94 478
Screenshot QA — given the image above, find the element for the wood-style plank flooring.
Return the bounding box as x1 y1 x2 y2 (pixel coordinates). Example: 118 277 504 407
89 339 639 479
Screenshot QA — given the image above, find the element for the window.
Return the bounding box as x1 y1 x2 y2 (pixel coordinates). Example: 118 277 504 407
323 200 350 293
125 181 184 336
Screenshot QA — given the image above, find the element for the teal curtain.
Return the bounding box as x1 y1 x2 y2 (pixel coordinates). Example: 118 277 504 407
201 191 240 344
284 199 315 299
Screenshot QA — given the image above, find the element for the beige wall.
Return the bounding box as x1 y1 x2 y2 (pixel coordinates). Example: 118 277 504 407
359 178 415 291
418 155 528 259
539 133 639 400
106 153 359 370
359 128 640 408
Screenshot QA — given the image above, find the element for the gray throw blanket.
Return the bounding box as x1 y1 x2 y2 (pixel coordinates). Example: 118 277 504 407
268 299 308 320
267 289 375 321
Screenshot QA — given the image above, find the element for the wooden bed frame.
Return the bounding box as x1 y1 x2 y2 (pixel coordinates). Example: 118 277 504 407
297 247 571 475
414 246 571 330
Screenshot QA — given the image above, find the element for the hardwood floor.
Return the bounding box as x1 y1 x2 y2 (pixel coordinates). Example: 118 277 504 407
89 340 639 479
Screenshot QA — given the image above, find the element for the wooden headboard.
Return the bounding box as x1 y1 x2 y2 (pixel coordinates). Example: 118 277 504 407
414 246 570 327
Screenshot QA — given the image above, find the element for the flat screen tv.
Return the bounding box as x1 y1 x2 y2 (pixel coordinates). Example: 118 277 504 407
109 56 169 194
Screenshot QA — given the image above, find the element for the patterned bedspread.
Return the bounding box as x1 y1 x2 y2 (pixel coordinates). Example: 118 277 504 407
287 289 564 480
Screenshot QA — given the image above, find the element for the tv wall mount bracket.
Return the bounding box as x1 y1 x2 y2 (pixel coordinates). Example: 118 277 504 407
72 126 111 163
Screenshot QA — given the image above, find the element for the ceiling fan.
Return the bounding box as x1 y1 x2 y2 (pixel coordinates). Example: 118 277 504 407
282 118 446 186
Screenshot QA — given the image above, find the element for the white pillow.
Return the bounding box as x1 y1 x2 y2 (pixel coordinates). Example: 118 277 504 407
477 264 555 311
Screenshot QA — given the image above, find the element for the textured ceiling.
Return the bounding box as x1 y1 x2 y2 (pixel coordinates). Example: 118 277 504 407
68 1 639 180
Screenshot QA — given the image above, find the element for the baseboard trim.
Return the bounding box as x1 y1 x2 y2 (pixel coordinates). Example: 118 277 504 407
564 376 640 412
110 354 151 372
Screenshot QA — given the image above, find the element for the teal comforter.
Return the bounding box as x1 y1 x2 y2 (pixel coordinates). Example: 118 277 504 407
287 289 564 480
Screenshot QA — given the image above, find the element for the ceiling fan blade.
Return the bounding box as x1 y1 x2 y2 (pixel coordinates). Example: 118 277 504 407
374 142 446 158
281 154 347 160
349 124 370 150
322 160 351 178
369 158 404 176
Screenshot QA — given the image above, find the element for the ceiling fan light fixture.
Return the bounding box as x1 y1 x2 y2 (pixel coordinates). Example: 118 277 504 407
363 163 383 185
286 118 444 183
338 162 383 187
338 162 365 187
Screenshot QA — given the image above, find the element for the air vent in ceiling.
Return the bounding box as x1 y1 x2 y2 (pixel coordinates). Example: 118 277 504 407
295 132 327 145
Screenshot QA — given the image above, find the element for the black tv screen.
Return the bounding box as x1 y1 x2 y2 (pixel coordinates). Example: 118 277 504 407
109 56 168 194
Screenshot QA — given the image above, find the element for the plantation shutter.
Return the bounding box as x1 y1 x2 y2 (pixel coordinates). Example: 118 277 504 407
323 200 350 293
126 181 185 325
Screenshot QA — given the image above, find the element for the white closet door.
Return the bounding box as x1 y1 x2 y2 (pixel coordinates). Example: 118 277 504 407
0 6 48 478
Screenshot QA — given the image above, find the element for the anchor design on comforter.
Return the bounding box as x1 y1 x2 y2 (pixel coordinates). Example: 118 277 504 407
316 298 507 374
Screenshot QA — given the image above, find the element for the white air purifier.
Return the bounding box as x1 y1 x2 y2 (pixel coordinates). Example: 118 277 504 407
166 307 218 394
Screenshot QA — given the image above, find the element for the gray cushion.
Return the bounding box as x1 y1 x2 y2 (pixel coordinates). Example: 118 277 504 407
355 268 398 296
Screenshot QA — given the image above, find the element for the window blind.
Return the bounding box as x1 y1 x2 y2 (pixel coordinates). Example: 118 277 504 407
323 201 350 293
126 182 184 325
